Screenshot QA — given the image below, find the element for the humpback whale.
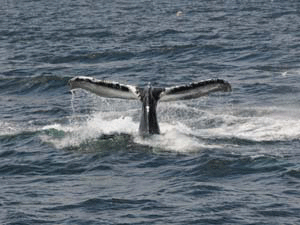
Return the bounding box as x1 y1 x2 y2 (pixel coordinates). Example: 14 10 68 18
69 76 231 135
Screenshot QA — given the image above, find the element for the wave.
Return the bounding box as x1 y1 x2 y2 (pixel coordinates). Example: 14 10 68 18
0 75 71 96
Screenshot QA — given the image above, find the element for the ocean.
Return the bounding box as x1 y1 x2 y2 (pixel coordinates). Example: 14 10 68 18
1 0 300 224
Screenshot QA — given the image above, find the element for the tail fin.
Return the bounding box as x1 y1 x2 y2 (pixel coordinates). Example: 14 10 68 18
69 76 140 100
158 79 231 102
69 76 231 102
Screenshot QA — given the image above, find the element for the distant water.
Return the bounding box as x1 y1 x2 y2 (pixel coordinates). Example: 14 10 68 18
1 0 300 224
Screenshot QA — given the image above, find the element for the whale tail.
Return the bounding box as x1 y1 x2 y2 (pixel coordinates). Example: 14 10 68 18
69 76 231 102
69 76 231 135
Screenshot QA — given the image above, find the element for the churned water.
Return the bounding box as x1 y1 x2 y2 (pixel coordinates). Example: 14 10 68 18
1 0 300 224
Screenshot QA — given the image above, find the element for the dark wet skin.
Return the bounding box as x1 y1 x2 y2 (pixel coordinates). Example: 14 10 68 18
138 85 164 135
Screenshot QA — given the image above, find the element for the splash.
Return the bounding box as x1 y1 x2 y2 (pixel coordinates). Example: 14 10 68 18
134 122 221 152
40 107 300 152
40 113 138 149
40 111 216 152
39 93 218 152
2 100 300 153
38 90 300 152
198 107 300 142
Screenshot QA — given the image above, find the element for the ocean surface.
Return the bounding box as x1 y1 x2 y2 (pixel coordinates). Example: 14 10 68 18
1 0 300 224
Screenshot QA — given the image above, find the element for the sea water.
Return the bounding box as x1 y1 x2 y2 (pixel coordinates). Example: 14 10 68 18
1 0 300 224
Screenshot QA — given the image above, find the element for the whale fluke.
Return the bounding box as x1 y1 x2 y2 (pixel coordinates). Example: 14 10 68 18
159 79 231 102
69 76 231 135
69 76 140 100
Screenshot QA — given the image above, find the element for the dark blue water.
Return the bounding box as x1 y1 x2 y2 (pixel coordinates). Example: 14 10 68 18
1 0 300 224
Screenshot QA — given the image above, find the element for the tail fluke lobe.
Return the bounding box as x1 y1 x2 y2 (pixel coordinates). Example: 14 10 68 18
159 79 231 102
69 76 140 100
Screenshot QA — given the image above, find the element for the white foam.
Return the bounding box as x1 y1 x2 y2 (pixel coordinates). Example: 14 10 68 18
40 112 218 152
134 122 221 152
40 113 138 149
0 120 37 136
198 109 300 142
38 91 300 152
2 102 300 153
0 121 20 136
3 85 300 154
